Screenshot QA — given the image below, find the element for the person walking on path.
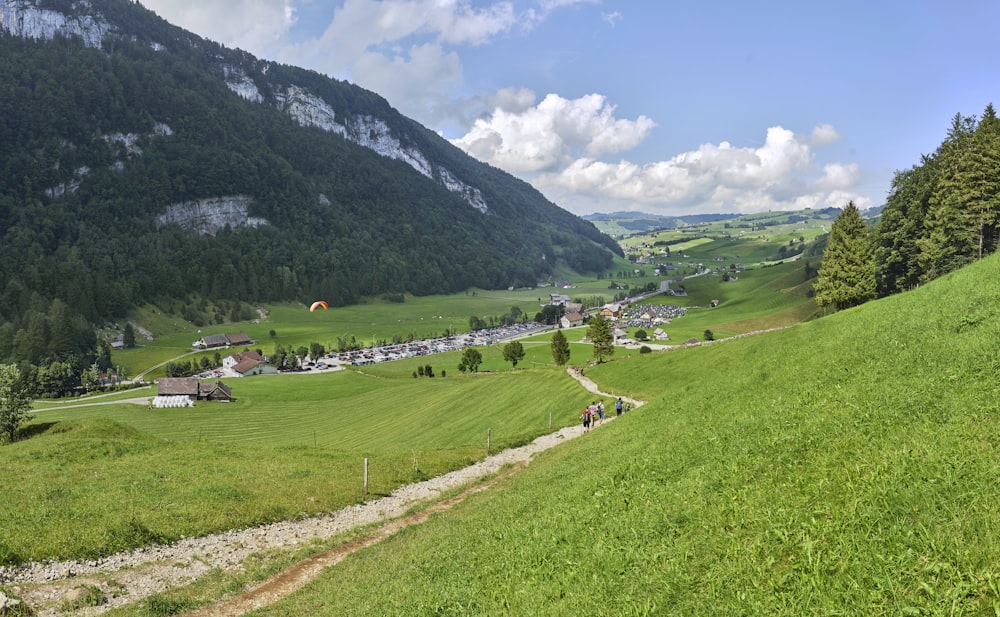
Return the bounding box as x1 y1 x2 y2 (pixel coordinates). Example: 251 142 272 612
615 397 623 416
581 407 592 432
597 401 605 424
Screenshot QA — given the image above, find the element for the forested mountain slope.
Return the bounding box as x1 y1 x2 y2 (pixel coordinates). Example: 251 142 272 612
0 0 619 359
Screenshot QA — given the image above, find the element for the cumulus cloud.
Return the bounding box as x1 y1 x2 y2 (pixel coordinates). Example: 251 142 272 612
451 91 656 172
453 109 869 215
814 162 862 191
810 123 841 146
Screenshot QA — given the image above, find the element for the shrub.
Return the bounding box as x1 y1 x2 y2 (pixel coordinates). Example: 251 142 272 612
639 346 652 354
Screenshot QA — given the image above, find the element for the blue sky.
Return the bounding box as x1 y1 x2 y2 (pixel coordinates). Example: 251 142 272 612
138 0 1000 217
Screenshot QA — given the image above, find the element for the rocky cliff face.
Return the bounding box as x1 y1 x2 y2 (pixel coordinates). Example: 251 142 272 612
1 1 491 216
0 0 111 48
155 196 268 236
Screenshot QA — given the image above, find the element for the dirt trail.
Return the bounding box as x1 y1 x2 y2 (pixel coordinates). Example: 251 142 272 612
185 464 526 617
5 367 642 616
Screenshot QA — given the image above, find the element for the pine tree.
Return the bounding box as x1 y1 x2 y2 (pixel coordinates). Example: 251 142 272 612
588 315 615 363
872 158 936 296
917 113 980 279
965 104 1000 258
122 323 136 349
550 329 570 366
814 202 875 311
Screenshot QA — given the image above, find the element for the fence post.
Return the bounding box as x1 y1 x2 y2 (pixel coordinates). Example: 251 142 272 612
364 458 369 496
487 428 491 453
549 411 552 430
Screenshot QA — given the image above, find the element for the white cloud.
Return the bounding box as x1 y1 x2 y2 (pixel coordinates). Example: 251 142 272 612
814 162 862 191
810 123 841 146
601 11 622 27
451 91 656 172
454 110 869 215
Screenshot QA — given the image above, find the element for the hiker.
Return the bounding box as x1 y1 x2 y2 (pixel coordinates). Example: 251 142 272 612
625 401 631 412
597 401 605 424
581 407 592 432
615 397 623 416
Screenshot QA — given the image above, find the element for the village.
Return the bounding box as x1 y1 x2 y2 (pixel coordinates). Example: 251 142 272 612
152 290 697 408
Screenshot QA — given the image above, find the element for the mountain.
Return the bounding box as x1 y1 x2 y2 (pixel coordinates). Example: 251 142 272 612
0 0 621 337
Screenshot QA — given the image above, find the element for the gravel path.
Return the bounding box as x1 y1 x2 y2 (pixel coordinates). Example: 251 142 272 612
2 368 642 616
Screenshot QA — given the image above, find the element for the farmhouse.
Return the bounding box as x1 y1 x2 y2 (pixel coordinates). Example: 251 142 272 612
195 332 256 349
613 326 628 343
157 377 199 397
198 381 233 401
226 332 253 346
155 377 233 404
223 350 263 370
653 327 669 341
198 334 230 349
600 303 623 320
232 358 277 377
560 312 584 329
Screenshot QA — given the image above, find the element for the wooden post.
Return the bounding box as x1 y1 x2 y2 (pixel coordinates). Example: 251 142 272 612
363 458 369 496
549 411 552 429
487 428 491 453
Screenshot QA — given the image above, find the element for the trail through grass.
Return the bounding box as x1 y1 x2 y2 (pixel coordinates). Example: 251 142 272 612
242 252 1000 616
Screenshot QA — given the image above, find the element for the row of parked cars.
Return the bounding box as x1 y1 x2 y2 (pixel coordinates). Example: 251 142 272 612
331 322 546 366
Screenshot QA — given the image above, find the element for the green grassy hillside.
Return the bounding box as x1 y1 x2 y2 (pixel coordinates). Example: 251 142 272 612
246 254 1000 615
2 368 597 564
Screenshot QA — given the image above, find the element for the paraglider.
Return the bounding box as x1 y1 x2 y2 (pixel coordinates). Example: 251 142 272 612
309 301 329 312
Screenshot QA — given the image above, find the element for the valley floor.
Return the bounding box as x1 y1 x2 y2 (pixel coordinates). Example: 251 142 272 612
3 370 643 617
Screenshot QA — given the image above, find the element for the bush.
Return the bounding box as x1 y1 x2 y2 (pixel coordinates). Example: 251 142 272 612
639 346 652 354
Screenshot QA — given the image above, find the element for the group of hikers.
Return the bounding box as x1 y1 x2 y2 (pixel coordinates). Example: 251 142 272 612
581 396 631 432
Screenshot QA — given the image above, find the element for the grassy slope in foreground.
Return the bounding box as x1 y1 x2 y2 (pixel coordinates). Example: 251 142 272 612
1 369 596 564
250 254 1000 616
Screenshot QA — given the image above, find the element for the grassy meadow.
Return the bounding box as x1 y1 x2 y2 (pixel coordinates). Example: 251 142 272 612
237 252 1000 615
2 366 603 564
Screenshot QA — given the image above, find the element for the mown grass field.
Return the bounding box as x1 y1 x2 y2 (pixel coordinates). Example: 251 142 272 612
2 367 603 564
236 252 1000 615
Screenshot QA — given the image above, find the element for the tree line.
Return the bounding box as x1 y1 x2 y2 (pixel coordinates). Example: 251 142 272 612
815 104 1000 311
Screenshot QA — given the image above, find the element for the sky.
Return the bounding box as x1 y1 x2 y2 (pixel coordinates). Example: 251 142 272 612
137 0 1000 217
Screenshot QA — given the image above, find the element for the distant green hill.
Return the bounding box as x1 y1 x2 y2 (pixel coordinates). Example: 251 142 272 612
589 206 884 239
583 211 738 236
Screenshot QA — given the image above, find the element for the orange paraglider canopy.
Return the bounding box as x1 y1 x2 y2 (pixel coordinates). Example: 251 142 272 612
309 301 329 312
